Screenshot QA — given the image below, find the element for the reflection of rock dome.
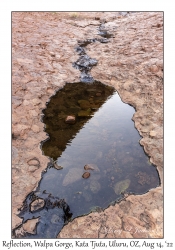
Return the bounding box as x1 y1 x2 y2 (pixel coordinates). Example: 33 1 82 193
42 81 115 160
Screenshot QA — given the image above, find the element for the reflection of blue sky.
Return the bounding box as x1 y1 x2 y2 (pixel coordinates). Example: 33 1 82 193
56 91 136 164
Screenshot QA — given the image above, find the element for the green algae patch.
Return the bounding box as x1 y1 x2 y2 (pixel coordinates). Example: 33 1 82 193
114 179 131 195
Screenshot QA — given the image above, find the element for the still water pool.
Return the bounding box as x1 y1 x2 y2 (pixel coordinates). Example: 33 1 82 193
18 81 160 238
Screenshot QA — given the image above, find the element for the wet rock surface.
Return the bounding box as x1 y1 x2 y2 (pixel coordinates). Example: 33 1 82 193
12 12 163 238
72 25 111 83
30 198 45 212
13 189 72 238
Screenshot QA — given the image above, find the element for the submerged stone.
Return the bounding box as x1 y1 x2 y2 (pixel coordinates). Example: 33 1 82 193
78 100 91 109
84 164 100 172
78 110 91 117
90 180 101 193
114 179 131 195
82 172 91 179
53 162 63 170
65 115 76 124
51 214 60 224
90 104 100 110
45 146 62 159
63 168 83 186
90 206 103 213
135 171 151 185
83 191 92 202
84 164 95 170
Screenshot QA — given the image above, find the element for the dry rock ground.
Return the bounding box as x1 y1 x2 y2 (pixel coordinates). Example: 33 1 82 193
12 12 163 238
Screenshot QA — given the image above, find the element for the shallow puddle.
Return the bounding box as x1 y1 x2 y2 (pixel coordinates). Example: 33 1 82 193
18 81 160 238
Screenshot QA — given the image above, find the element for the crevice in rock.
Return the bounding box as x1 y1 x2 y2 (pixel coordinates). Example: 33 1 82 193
72 21 111 83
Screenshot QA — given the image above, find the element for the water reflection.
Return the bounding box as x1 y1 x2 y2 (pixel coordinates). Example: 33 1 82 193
42 81 115 159
18 81 160 238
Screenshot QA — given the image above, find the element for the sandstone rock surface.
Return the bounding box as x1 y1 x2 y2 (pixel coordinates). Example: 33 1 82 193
22 218 39 235
30 198 45 212
12 12 163 238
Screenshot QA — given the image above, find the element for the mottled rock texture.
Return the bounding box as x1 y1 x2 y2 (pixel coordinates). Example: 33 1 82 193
12 12 163 238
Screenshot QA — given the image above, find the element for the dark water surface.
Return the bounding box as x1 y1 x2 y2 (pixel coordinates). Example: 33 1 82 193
18 81 160 238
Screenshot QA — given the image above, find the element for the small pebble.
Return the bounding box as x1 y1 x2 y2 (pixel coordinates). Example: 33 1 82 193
84 164 94 170
82 172 90 179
